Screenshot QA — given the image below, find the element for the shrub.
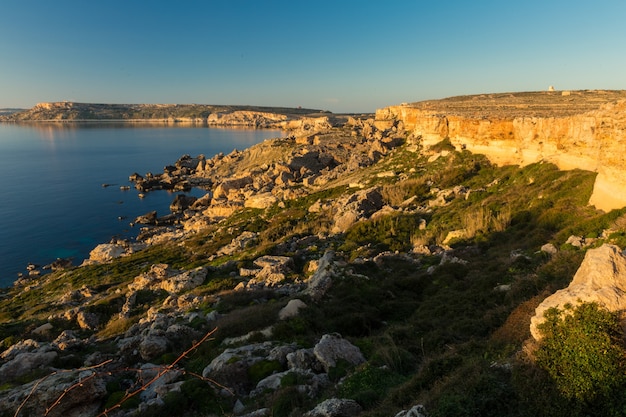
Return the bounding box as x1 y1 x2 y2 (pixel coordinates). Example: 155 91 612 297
535 302 626 402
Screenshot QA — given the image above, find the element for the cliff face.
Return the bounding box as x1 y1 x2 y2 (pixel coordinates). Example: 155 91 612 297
376 91 626 211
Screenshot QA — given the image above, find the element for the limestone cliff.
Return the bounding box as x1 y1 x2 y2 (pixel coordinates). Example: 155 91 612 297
376 90 626 211
0 102 333 128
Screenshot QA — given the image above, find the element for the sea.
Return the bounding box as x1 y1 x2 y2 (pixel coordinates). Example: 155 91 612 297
0 123 281 288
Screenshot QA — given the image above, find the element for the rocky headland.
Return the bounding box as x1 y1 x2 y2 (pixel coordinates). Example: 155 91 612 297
0 102 352 129
2 91 626 417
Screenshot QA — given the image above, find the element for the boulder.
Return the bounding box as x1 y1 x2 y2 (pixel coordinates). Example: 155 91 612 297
0 348 58 381
279 299 307 320
86 243 125 263
244 192 279 209
213 176 253 199
331 187 384 233
540 243 558 255
52 330 83 351
287 348 325 373
160 267 208 293
304 398 363 417
139 335 170 361
169 194 198 213
530 244 626 340
249 256 294 287
395 405 428 417
304 251 336 301
76 310 100 330
0 369 107 417
313 334 366 373
202 342 276 395
138 363 183 401
134 210 158 225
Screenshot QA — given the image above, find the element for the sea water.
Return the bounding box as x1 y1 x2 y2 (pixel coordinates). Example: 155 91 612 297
0 123 280 287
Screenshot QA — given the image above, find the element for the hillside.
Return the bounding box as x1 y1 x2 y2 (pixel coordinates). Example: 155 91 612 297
2 93 626 417
0 102 350 128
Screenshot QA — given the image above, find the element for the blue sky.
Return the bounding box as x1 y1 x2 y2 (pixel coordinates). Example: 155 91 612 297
0 0 624 113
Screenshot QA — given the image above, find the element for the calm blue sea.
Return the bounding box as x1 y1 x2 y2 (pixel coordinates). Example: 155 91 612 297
0 123 281 287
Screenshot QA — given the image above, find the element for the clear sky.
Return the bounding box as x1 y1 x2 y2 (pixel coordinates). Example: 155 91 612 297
1 0 624 113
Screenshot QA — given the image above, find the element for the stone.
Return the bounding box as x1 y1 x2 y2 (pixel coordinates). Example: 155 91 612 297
86 243 125 264
279 299 307 320
530 244 626 340
249 256 294 287
138 363 183 401
170 194 198 213
331 187 384 233
540 243 558 255
244 192 279 209
0 369 107 417
1 339 42 360
304 250 336 301
134 210 158 225
52 330 83 351
304 398 363 417
287 348 325 373
160 267 208 293
139 335 169 361
395 404 428 417
313 334 365 373
213 176 253 199
32 322 54 336
76 310 100 330
0 349 58 381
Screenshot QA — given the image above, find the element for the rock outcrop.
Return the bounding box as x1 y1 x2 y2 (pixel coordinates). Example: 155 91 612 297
377 91 626 211
530 244 626 340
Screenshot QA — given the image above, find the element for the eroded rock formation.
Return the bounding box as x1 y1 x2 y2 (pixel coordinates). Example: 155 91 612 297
377 91 626 211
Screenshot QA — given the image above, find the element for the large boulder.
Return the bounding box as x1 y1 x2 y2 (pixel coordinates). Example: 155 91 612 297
530 244 626 340
0 369 107 417
313 334 365 373
86 243 125 263
0 347 58 381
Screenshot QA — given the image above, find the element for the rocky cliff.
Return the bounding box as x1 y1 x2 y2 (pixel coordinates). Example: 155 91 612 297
376 90 626 211
0 102 341 129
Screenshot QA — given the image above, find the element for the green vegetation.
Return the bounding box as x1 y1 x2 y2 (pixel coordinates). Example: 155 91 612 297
536 302 626 404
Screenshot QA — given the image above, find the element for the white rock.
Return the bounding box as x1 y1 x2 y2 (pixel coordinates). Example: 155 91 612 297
279 299 307 320
530 244 626 340
313 334 365 373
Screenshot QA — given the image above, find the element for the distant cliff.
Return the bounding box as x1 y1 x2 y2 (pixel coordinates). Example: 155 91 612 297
376 90 626 211
0 102 337 128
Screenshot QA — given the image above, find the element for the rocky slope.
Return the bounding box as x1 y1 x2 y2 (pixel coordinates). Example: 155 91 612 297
377 90 626 211
2 94 626 417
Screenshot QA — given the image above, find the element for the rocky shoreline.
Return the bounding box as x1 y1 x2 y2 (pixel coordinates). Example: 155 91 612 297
4 92 626 416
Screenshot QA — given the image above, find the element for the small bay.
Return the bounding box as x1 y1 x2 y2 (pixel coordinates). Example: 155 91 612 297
0 123 280 287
